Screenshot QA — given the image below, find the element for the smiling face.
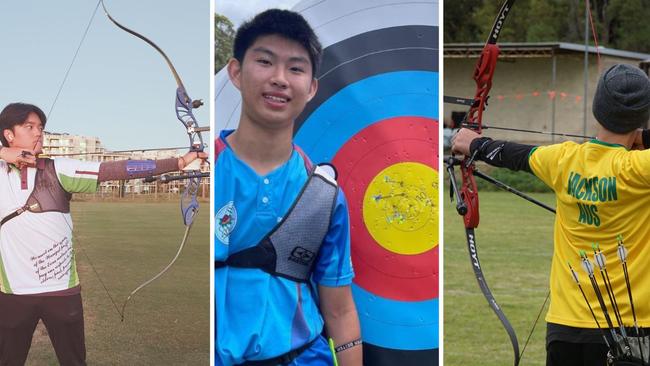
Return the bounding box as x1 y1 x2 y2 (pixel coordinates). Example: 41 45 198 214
3 112 44 153
228 34 318 131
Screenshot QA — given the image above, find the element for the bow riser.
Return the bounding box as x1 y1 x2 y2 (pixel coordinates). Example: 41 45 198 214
467 44 500 134
175 87 204 153
460 164 480 228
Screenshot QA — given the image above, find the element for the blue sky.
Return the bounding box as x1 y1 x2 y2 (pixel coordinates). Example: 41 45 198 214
0 1 210 151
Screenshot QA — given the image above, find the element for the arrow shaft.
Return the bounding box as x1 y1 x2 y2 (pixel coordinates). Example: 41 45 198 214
569 264 611 348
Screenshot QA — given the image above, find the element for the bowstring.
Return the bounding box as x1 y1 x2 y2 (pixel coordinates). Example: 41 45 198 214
519 291 550 361
47 1 102 121
586 0 602 72
41 0 125 319
68 215 124 318
517 3 603 361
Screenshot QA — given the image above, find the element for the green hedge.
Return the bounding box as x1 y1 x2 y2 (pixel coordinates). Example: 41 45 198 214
445 164 553 193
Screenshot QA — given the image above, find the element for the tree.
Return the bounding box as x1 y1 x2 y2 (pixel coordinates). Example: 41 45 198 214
215 13 235 73
608 0 650 53
445 0 650 53
443 0 482 43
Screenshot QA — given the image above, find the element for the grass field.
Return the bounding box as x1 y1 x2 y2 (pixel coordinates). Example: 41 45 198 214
25 201 209 365
444 190 556 366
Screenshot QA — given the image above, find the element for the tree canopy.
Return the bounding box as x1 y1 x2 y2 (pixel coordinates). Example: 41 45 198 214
444 0 650 53
215 13 235 73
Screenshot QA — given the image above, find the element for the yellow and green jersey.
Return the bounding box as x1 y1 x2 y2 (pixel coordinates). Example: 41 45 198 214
529 139 650 328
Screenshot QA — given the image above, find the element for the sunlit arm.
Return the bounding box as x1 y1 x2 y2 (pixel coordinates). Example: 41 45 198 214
319 285 362 366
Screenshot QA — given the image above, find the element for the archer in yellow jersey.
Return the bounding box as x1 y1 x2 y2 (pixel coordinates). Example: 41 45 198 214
452 64 650 366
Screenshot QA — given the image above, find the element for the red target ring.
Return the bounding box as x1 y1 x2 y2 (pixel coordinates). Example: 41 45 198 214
332 116 438 301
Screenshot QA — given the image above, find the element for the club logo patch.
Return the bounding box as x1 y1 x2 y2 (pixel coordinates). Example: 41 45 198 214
289 246 316 266
216 201 237 245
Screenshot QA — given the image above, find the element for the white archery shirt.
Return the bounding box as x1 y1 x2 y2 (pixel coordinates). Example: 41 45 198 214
0 158 100 295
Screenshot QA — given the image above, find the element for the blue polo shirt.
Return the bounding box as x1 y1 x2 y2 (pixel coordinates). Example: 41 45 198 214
215 130 353 365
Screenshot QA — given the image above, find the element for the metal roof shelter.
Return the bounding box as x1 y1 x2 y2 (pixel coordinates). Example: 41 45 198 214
444 42 650 143
445 42 650 60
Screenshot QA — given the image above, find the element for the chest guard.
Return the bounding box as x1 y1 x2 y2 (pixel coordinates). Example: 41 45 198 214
1 159 71 226
215 165 338 283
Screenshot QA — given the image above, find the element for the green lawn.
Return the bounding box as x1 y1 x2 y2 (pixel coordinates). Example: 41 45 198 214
444 190 556 366
26 201 209 365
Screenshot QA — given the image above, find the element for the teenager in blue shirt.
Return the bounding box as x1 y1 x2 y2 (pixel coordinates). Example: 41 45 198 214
215 9 362 366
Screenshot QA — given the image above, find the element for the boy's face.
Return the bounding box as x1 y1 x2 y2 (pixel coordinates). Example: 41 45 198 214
3 112 44 153
228 34 318 130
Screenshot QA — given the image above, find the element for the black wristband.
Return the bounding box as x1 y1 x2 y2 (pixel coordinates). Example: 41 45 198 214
643 129 650 150
469 137 493 158
334 338 362 353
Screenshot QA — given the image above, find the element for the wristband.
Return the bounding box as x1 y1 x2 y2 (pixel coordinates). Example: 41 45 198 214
334 338 362 353
469 137 493 157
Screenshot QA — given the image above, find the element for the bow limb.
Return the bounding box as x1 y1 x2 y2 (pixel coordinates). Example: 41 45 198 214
120 225 193 320
120 175 203 321
100 0 207 320
454 1 519 365
100 0 206 156
100 0 184 91
466 228 520 366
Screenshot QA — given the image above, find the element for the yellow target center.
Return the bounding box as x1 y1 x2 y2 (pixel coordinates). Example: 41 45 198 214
362 162 438 255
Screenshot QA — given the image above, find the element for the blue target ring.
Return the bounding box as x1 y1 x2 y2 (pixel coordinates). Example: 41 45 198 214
352 285 439 349
295 71 438 161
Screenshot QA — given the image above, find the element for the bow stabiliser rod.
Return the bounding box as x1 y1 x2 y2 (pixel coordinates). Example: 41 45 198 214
99 0 209 321
442 94 591 137
144 171 209 184
446 156 555 215
444 96 593 139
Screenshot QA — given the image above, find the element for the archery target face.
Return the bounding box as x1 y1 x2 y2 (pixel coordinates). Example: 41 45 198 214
215 0 439 358
319 116 438 303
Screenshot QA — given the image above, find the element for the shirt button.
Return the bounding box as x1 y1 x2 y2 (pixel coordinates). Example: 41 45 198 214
262 196 269 204
277 217 282 223
263 178 270 185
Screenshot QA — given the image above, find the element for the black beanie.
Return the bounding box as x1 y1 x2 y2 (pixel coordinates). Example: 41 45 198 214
592 64 650 133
